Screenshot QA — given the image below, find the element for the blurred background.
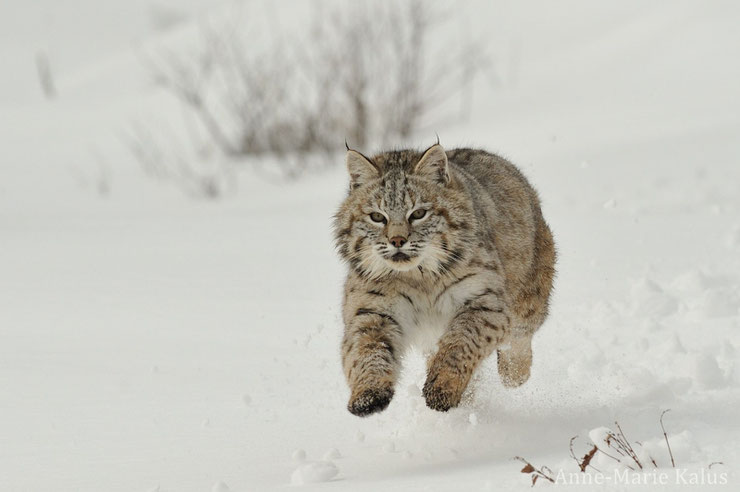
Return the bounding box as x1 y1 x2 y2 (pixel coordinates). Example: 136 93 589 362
2 1 739 491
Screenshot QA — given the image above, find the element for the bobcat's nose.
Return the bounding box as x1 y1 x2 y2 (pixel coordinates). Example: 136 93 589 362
389 236 407 248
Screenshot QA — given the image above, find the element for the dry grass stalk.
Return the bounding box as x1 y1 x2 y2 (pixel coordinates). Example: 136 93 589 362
660 409 676 468
569 436 599 472
515 456 555 487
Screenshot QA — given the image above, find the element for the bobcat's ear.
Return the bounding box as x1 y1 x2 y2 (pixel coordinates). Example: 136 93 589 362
414 144 449 184
346 150 379 189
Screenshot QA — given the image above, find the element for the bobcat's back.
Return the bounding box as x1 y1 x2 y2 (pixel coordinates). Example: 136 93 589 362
446 148 556 327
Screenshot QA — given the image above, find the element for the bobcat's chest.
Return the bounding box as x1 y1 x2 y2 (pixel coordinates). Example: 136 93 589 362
393 274 491 352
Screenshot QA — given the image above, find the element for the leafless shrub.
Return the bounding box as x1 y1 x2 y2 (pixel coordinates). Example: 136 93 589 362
515 410 718 486
89 148 112 197
36 51 56 99
70 149 112 198
601 420 648 470
124 121 236 199
130 0 490 196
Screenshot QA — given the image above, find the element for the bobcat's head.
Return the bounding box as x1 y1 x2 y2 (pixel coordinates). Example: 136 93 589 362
334 144 474 279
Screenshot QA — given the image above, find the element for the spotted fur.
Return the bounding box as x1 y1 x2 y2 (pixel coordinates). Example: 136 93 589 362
333 144 556 415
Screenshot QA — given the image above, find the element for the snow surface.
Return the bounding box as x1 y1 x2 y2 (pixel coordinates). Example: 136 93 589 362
2 1 740 491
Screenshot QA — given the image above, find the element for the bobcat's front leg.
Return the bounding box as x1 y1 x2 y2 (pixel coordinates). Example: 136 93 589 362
342 307 402 416
423 291 509 411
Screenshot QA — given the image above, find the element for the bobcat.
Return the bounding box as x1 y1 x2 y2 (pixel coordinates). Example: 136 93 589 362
333 143 555 416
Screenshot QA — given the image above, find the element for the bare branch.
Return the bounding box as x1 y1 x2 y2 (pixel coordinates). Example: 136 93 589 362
660 409 676 468
514 456 555 486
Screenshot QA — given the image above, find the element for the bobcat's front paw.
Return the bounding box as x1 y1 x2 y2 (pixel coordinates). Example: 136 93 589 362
347 386 394 417
422 371 465 412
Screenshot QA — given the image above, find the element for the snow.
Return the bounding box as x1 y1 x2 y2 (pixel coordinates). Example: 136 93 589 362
2 0 740 491
211 482 231 492
290 461 340 486
322 448 342 460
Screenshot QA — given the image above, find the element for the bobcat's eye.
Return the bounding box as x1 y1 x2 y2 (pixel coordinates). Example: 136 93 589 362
369 212 387 224
409 209 427 222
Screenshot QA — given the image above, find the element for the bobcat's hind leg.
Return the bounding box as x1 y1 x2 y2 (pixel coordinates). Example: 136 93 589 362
497 333 533 388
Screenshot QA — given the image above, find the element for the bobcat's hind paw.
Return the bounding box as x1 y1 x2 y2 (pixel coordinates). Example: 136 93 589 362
347 387 393 417
497 346 532 388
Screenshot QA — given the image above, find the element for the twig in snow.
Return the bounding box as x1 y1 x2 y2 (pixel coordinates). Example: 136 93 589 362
660 409 675 468
569 436 600 472
614 420 643 470
514 456 555 487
